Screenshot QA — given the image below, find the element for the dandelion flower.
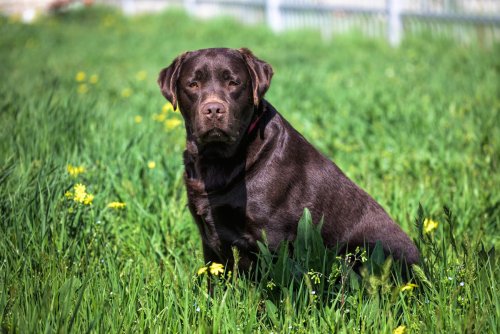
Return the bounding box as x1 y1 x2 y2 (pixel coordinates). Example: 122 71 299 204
102 15 115 27
197 266 208 276
83 193 94 205
136 70 147 81
393 325 406 334
162 103 174 113
152 113 166 122
71 183 94 205
107 202 126 209
209 262 224 276
73 183 88 203
164 119 182 130
89 74 99 84
147 161 156 169
121 88 132 98
67 164 86 177
77 84 88 94
134 115 143 124
400 283 418 292
423 218 439 234
75 71 86 82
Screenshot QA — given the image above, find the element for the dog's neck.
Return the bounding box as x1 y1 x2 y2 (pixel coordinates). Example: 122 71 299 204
184 142 247 193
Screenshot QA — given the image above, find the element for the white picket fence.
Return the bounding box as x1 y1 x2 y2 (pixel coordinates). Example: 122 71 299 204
104 0 500 45
2 0 499 45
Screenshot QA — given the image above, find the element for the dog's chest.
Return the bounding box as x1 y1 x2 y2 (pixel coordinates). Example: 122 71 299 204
185 175 255 253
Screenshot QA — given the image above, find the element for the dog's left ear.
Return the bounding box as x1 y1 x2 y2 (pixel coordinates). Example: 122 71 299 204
238 48 273 107
157 52 189 110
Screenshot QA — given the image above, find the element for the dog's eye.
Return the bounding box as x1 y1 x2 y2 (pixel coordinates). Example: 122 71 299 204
188 82 199 88
228 81 240 87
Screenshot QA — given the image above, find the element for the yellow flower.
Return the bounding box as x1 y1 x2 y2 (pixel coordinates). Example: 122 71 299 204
209 262 224 276
147 161 156 169
400 283 418 292
135 70 147 81
164 119 182 130
77 84 88 94
67 164 86 177
197 266 208 276
423 218 439 234
101 15 115 28
162 103 174 113
152 113 166 122
64 191 73 198
83 193 94 205
393 325 406 334
121 88 132 98
89 74 99 84
134 115 143 124
73 183 87 203
8 14 21 24
71 183 94 205
107 202 126 209
75 71 86 82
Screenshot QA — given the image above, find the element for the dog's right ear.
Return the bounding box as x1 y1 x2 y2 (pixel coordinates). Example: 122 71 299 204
157 52 189 110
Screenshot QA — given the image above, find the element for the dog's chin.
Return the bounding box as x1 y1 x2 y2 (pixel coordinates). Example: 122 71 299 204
198 128 236 144
196 129 241 157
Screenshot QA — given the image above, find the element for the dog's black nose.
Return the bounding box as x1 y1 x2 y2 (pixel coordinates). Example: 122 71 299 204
203 102 226 117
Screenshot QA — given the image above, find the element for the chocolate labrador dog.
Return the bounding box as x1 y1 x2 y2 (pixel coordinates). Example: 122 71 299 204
158 48 419 271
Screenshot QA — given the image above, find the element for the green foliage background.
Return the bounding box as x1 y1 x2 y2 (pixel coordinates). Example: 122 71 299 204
0 7 498 333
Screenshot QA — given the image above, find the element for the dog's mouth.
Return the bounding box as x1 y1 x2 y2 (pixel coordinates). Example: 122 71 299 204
198 128 237 145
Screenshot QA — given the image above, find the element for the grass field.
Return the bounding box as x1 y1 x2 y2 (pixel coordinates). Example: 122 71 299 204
0 7 498 333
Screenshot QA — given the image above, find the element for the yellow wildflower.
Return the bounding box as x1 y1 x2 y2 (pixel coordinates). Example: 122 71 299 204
8 14 21 24
134 115 143 123
209 262 224 276
164 119 182 130
107 202 126 209
162 103 174 113
67 164 86 177
197 266 208 276
75 71 86 82
77 84 88 94
393 325 406 334
102 15 115 28
83 193 94 205
89 74 99 84
423 218 439 234
136 70 147 81
400 283 418 292
121 88 132 98
152 113 166 122
64 191 73 198
147 161 156 169
73 183 88 203
71 183 94 205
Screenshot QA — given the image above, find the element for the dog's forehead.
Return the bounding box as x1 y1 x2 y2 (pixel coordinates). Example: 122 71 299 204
182 48 246 75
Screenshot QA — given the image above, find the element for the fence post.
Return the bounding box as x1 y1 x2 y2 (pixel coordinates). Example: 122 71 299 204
387 0 402 46
266 0 283 32
121 0 136 15
185 0 197 15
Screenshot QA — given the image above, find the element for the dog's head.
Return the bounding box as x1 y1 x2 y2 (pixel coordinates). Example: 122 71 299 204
158 48 273 156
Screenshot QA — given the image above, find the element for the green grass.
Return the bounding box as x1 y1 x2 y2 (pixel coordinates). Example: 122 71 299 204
0 7 499 333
